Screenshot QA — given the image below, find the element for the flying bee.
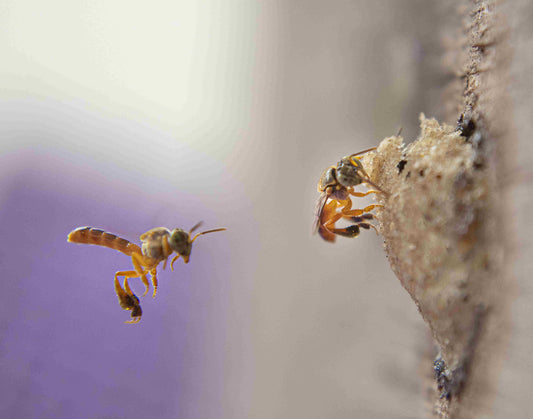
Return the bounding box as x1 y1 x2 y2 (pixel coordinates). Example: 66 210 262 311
314 147 388 242
67 222 226 323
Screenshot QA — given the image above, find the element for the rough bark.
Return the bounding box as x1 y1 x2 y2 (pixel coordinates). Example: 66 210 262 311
361 1 513 417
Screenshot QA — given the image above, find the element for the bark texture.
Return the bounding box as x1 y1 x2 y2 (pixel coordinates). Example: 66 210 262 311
360 1 513 417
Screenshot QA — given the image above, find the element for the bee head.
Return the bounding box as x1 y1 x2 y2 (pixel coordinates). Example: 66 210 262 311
169 228 192 257
336 155 364 187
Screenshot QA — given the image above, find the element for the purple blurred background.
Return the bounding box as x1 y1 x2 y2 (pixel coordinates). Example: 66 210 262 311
1 1 532 418
0 125 244 418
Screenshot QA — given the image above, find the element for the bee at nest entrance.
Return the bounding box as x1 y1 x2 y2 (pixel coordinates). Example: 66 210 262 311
314 147 389 243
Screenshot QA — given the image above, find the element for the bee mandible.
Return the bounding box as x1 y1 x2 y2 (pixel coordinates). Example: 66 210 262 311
67 222 226 323
314 147 388 242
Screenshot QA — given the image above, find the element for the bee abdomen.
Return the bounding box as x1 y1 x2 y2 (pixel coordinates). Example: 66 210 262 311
67 227 142 256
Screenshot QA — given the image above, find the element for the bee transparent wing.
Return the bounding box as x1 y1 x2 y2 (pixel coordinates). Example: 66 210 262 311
139 227 170 242
313 193 329 235
189 221 204 234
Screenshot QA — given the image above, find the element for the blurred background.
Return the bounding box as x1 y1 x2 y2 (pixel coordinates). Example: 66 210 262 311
1 1 531 418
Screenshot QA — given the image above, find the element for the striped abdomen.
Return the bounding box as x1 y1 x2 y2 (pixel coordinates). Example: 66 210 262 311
67 227 142 256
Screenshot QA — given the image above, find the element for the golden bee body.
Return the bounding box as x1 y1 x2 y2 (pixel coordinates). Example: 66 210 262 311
314 147 387 242
68 222 225 323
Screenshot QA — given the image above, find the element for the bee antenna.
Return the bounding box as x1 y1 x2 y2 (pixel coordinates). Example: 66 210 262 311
348 146 378 158
191 228 227 243
189 221 203 234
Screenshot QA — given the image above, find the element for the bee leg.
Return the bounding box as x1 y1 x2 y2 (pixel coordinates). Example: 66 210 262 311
114 270 139 286
337 197 353 212
316 199 338 239
340 204 382 217
131 254 150 296
318 224 336 242
349 190 380 198
114 277 142 324
318 221 337 241
114 269 149 299
114 270 138 285
338 204 381 235
170 254 181 271
150 268 158 298
337 198 382 216
324 209 379 237
320 209 344 241
326 224 362 238
126 307 142 324
351 216 379 234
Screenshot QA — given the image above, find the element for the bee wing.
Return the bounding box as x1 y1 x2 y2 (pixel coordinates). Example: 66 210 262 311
139 227 170 242
313 193 329 235
189 221 204 234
